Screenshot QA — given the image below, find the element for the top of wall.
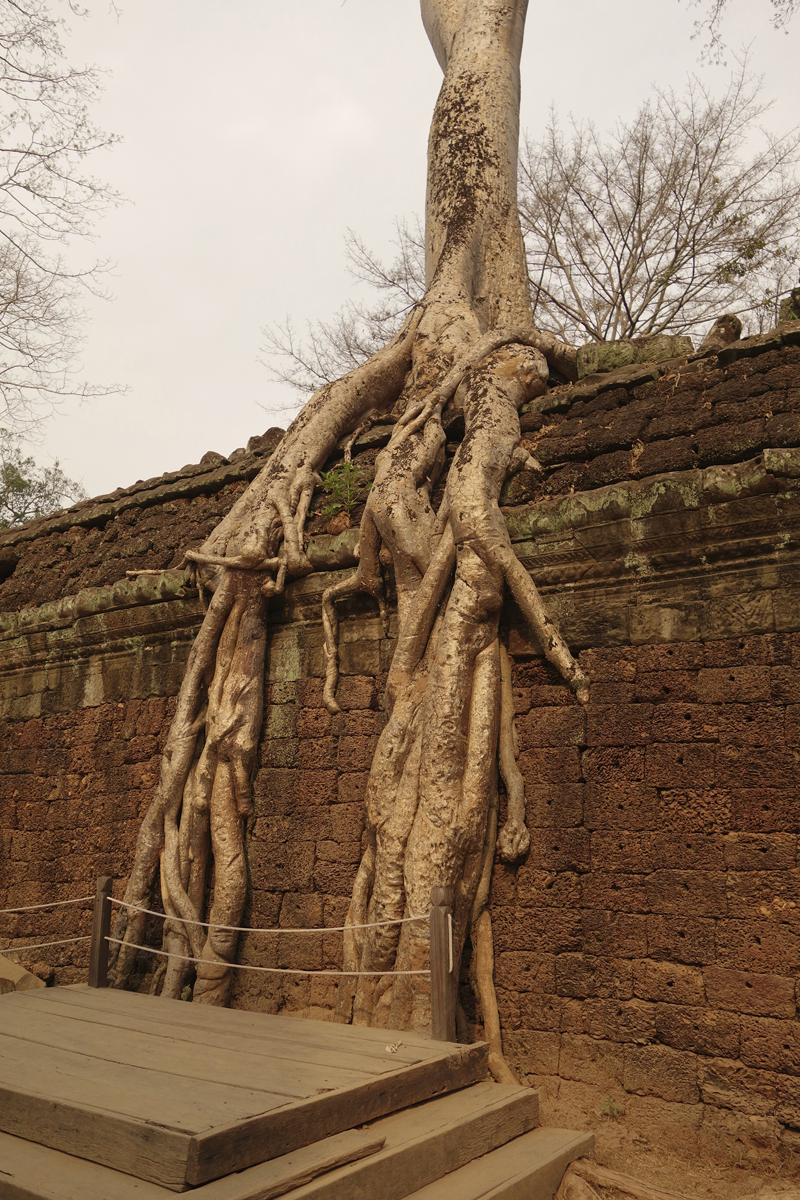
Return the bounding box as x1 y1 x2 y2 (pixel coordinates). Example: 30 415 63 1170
1 323 798 615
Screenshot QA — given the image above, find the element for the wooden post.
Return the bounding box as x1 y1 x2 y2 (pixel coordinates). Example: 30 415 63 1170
430 885 455 1042
88 876 113 988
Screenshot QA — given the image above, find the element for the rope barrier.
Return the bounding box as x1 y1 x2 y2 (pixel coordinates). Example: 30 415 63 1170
0 896 94 915
107 938 430 977
0 936 91 953
109 896 429 935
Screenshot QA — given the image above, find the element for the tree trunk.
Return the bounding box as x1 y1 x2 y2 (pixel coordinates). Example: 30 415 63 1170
110 0 587 1056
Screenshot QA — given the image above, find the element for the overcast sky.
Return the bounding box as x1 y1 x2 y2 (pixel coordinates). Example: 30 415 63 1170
31 0 800 498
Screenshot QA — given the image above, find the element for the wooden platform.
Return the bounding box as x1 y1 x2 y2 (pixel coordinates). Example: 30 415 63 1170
0 986 487 1191
0 1083 592 1200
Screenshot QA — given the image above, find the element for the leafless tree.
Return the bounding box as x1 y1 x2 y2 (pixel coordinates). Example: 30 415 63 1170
688 0 799 58
519 61 800 344
0 0 119 432
262 218 425 397
266 61 798 387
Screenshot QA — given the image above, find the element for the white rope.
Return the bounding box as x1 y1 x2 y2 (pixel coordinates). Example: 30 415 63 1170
0 936 91 953
107 938 429 977
0 896 94 915
110 897 429 935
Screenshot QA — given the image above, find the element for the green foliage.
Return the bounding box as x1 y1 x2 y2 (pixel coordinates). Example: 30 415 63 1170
0 430 86 528
317 460 372 520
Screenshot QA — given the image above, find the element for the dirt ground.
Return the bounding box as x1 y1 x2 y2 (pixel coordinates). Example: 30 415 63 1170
582 1116 799 1199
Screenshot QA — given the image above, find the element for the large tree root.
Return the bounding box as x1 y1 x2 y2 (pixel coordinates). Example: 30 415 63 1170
113 1 589 1072
559 1162 695 1200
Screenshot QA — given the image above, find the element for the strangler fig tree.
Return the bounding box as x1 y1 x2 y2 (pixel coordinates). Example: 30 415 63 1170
110 0 588 1076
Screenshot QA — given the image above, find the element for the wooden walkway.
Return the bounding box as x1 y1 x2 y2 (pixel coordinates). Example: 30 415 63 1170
0 985 486 1191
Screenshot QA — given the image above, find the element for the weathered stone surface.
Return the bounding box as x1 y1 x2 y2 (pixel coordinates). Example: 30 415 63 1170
1 333 800 1170
576 334 694 378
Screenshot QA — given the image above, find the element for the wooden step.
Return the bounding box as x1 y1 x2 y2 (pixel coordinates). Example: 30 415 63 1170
401 1127 594 1200
0 1125 384 1200
0 1081 539 1200
0 987 488 1189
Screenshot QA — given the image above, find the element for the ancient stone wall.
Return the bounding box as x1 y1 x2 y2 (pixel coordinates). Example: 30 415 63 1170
1 328 799 1170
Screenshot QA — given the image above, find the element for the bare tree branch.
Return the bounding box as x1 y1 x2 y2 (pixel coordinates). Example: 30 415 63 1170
519 56 800 343
0 0 121 431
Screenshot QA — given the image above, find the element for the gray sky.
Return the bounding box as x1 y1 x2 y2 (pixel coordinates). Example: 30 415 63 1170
33 0 800 497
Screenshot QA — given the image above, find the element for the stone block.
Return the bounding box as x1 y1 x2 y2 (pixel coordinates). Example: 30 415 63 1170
582 910 648 958
265 705 297 740
703 966 796 1019
645 743 716 787
741 1016 800 1073
697 667 771 704
634 670 700 703
582 873 650 913
516 706 586 748
633 959 705 1006
254 768 337 809
331 676 377 711
295 708 332 739
312 859 359 896
586 704 653 746
583 781 658 830
725 869 800 920
715 918 800 975
656 1005 741 1058
515 868 581 910
645 870 727 917
581 746 645 782
723 832 797 871
729 787 799 833
247 841 314 891
623 1043 699 1104
336 736 377 772
560 1034 624 1088
494 951 556 993
554 953 633 1000
651 832 725 870
646 915 716 965
651 704 719 743
503 1030 560 1076
571 998 657 1044
579 647 637 682
337 772 368 805
492 907 582 954
525 783 584 828
715 744 795 789
295 678 325 708
637 642 705 672
770 666 800 704
517 992 564 1032
716 704 784 746
591 831 659 873
526 829 591 873
518 747 582 783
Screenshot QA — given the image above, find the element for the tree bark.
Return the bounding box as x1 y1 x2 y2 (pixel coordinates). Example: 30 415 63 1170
112 0 587 1058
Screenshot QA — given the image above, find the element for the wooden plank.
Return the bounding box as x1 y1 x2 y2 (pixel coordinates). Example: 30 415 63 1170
257 1081 539 1200
0 1081 190 1191
0 1034 287 1131
429 888 456 1044
0 1127 385 1200
0 1004 372 1099
187 1041 489 1186
87 876 112 990
27 987 442 1056
399 1127 594 1199
4 991 427 1075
